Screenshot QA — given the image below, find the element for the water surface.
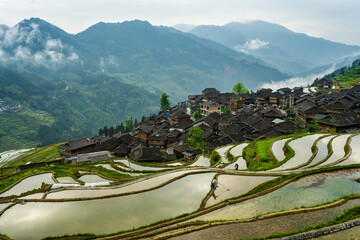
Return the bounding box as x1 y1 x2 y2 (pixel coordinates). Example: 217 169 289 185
305 135 333 168
272 134 324 171
78 175 110 183
0 173 215 240
317 134 350 167
190 156 210 167
271 138 290 161
46 169 205 199
114 159 166 171
336 135 360 166
206 175 277 207
0 173 54 197
196 169 360 221
56 176 78 184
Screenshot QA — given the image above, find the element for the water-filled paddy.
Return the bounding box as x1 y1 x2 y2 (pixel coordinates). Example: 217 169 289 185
78 174 110 183
206 175 277 207
272 134 324 171
0 173 215 240
196 169 360 221
173 198 360 240
336 135 360 166
0 173 54 197
224 143 248 170
56 176 78 184
190 156 210 167
271 138 290 161
305 135 334 168
46 169 206 199
114 159 166 171
216 145 234 165
317 134 350 167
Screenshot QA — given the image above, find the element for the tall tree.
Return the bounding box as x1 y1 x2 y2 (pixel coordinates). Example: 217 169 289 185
125 119 134 133
232 82 249 94
186 126 206 149
160 93 170 110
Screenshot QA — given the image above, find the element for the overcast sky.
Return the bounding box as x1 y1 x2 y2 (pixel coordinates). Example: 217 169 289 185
0 0 359 46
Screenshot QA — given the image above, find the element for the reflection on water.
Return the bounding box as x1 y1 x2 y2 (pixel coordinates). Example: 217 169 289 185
196 170 360 221
190 156 210 167
46 170 205 199
0 173 54 197
114 159 166 171
318 134 350 167
56 176 78 184
206 175 277 207
272 134 324 171
305 135 333 168
272 138 290 161
0 173 215 240
337 135 360 166
78 175 110 183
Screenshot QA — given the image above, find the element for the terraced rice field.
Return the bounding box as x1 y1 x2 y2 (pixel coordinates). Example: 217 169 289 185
1 132 360 240
272 134 324 171
317 134 351 167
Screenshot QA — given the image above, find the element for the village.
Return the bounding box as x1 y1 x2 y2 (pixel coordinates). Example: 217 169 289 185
57 77 360 165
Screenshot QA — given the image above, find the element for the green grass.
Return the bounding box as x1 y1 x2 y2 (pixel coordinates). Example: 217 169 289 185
2 143 62 168
0 108 55 152
244 135 295 170
333 66 360 87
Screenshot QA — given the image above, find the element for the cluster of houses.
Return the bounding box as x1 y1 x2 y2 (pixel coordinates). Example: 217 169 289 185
0 98 23 114
58 83 360 163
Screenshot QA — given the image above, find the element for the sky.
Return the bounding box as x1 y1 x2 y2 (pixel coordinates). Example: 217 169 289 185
0 0 359 46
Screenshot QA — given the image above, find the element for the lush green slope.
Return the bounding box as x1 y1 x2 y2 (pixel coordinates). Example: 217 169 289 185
332 66 360 87
0 66 159 151
0 18 290 151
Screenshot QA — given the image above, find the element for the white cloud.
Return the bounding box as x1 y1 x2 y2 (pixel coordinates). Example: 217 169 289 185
0 23 79 68
235 39 269 53
257 65 336 90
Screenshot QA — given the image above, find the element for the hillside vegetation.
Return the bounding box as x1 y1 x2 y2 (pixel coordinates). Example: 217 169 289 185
0 18 290 152
333 66 360 87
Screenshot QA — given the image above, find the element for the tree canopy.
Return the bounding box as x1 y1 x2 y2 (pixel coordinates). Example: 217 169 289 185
160 93 170 110
232 82 249 94
186 126 206 149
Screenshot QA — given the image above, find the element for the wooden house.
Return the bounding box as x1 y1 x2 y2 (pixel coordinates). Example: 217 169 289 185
58 138 96 157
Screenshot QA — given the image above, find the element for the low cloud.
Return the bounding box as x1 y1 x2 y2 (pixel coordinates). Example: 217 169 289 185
235 38 269 53
0 23 79 68
257 65 336 90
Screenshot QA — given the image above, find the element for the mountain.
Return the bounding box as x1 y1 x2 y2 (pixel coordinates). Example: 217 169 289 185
73 20 288 98
171 24 197 32
188 21 360 75
0 18 289 151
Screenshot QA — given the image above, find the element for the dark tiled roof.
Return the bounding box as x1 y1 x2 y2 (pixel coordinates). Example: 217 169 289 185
318 113 360 127
170 121 192 130
59 138 94 151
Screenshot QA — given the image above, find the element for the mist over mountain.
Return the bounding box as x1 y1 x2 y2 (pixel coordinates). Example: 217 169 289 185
188 20 360 75
0 18 289 151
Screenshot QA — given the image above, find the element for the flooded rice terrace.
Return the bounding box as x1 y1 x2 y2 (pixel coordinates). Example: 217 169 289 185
0 173 54 197
0 172 215 240
196 169 360 221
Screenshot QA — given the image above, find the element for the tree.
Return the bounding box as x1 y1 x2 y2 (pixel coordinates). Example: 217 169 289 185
108 126 114 137
221 108 231 115
160 93 170 110
134 118 139 126
232 82 249 94
186 126 206 149
125 119 134 133
192 105 202 120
